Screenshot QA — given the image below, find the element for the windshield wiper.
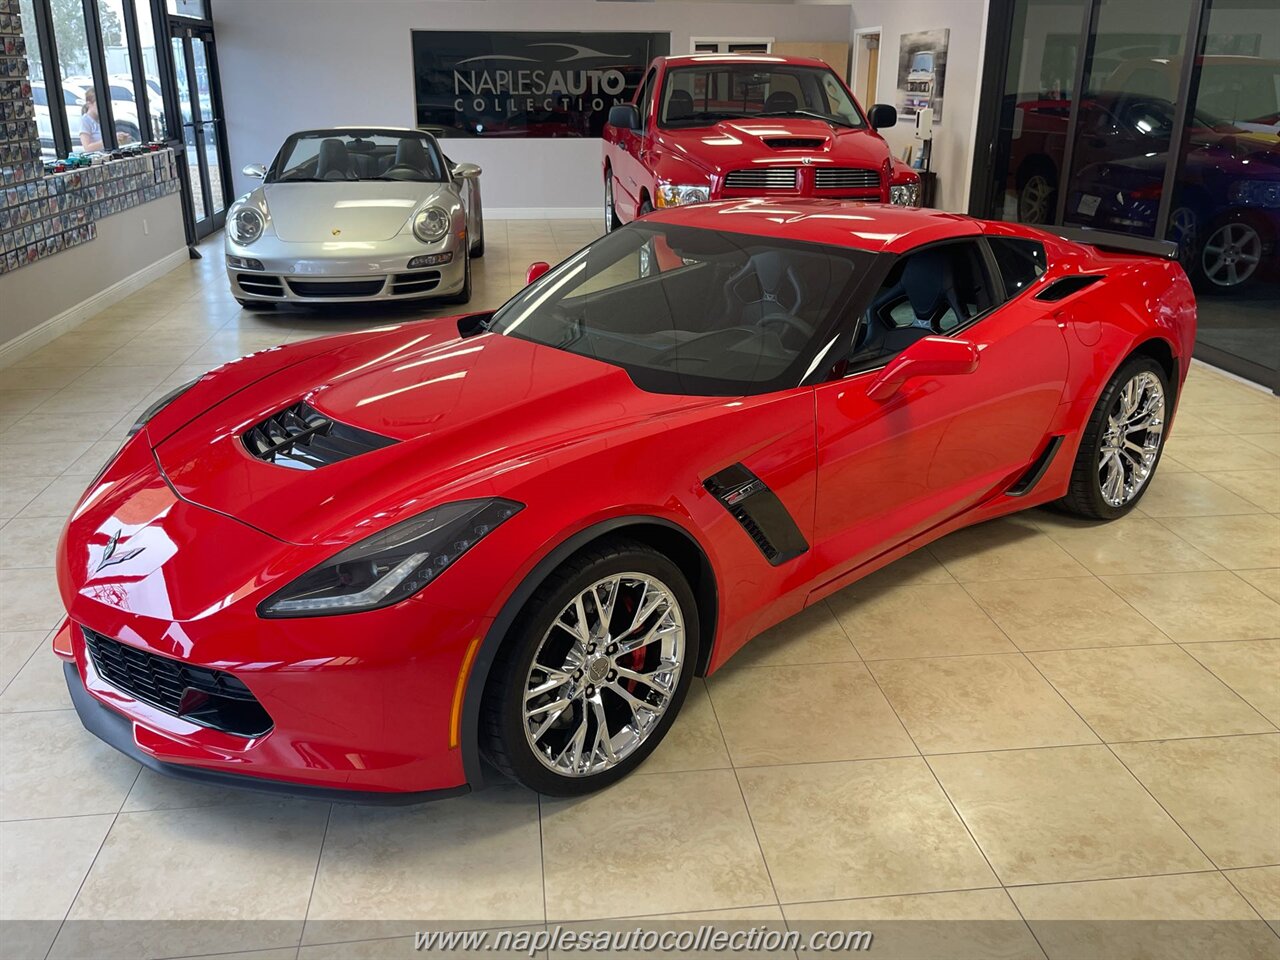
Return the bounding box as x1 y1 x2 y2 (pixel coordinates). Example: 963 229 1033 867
756 109 856 128
662 110 750 127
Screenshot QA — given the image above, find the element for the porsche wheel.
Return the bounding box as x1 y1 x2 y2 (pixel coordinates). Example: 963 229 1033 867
1060 357 1169 520
481 538 698 796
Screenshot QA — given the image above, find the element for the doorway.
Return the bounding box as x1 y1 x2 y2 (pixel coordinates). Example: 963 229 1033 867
167 22 228 239
853 28 881 105
690 38 773 54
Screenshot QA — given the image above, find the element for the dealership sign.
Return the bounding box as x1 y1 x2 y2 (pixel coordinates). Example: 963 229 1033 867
412 31 670 138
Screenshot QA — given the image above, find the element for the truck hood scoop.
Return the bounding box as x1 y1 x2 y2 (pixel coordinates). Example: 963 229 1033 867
243 401 398 470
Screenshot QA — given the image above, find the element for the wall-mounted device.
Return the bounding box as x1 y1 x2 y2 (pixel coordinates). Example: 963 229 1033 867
914 107 934 141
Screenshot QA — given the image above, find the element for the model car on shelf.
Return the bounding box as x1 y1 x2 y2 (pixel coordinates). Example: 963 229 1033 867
602 54 921 231
55 200 1194 801
224 127 483 308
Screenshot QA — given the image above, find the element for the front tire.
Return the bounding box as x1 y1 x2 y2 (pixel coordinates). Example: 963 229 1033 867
480 538 699 796
1059 356 1170 520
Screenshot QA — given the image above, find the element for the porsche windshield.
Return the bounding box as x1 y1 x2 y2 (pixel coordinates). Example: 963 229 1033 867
487 224 873 396
659 64 865 128
268 131 448 183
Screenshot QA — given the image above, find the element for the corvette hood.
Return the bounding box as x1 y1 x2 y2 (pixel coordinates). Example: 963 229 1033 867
656 118 891 177
262 182 442 242
154 327 715 546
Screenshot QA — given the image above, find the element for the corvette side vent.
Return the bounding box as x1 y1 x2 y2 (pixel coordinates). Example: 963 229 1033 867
704 464 809 566
243 401 398 470
1033 274 1104 302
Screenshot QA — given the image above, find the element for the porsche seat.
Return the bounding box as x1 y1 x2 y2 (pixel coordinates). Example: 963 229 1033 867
315 139 354 180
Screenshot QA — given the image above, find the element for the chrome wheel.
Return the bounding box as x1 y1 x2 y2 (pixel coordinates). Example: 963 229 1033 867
1019 174 1053 224
522 574 685 778
1098 371 1165 508
1202 222 1262 288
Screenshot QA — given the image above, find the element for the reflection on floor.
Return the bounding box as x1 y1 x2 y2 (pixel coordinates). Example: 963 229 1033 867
1 221 1278 960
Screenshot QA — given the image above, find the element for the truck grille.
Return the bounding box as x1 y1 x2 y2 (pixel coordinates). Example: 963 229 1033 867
243 400 398 470
814 168 881 190
83 628 273 738
723 167 798 190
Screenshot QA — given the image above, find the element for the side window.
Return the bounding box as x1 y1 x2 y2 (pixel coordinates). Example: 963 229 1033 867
988 237 1047 299
847 241 996 373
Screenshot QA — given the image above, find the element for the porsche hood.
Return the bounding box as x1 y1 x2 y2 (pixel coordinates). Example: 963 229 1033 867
261 182 450 243
151 324 715 546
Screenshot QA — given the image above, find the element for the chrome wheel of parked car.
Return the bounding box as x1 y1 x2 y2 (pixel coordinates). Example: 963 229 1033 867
1201 221 1263 288
523 573 685 778
1018 174 1054 224
1097 370 1166 508
1168 207 1199 272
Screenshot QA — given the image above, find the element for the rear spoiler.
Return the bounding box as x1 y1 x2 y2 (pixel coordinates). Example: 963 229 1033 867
1052 225 1179 260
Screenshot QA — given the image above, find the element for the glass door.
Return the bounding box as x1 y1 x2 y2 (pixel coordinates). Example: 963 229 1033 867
168 25 227 238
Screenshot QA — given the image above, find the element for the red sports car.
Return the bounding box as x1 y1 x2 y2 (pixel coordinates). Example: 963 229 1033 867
54 201 1195 800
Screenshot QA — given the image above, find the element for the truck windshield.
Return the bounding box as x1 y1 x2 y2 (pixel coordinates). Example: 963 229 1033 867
658 64 865 129
488 222 874 397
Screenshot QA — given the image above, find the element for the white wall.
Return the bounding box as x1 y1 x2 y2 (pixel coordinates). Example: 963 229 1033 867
848 0 988 212
212 0 855 216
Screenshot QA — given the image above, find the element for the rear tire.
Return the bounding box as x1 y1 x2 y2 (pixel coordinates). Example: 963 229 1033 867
1058 356 1170 520
480 537 699 796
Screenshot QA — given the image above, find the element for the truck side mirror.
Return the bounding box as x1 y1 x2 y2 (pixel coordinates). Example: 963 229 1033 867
868 104 898 130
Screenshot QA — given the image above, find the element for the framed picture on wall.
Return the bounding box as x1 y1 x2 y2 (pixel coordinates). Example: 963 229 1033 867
896 28 948 121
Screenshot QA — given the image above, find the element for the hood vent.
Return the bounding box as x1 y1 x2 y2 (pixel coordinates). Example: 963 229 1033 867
763 137 826 150
243 401 398 470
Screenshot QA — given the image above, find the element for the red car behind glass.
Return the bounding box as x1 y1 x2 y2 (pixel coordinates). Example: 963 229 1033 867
55 201 1194 800
603 54 922 228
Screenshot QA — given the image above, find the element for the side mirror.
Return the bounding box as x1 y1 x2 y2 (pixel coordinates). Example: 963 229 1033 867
526 261 551 285
868 104 897 130
866 336 979 401
452 161 482 180
242 162 266 179
608 104 642 132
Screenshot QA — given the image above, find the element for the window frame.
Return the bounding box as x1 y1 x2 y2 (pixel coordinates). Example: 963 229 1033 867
838 236 1009 379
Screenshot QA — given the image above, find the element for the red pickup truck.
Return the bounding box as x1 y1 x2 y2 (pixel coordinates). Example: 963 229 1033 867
602 54 921 229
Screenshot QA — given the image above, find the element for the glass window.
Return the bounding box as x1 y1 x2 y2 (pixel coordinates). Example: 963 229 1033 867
47 0 98 154
659 64 864 128
850 242 995 372
166 0 207 18
133 0 169 139
988 237 1048 296
1171 0 1280 381
17 0 55 161
268 130 448 182
489 224 873 396
1061 0 1195 238
96 0 139 144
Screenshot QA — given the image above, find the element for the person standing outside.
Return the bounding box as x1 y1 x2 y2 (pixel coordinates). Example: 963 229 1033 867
79 88 104 153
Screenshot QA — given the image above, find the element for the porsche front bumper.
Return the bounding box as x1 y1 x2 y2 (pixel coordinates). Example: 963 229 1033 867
225 233 468 304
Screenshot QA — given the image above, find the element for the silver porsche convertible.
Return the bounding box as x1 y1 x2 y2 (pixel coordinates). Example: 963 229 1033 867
225 127 483 307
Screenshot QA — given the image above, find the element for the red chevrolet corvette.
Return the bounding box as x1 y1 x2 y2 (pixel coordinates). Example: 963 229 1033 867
54 200 1195 800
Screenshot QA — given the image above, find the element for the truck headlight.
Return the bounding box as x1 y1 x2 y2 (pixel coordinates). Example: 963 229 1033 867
656 184 711 208
413 206 451 243
890 182 921 207
229 207 265 244
258 499 523 617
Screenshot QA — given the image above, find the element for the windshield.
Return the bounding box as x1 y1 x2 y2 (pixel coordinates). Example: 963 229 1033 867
658 64 865 129
487 224 874 397
268 130 448 183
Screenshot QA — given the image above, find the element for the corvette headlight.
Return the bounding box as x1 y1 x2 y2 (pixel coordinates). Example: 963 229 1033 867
258 498 523 617
656 184 711 208
413 206 451 243
890 182 921 207
229 207 264 245
1229 179 1280 208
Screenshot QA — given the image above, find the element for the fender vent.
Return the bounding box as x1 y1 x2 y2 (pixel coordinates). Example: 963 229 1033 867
1034 275 1103 302
704 464 809 566
243 401 398 470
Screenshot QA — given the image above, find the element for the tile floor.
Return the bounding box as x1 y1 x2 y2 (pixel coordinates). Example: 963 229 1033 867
1 220 1278 960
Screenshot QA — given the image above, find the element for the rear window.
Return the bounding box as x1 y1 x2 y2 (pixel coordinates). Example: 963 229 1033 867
988 237 1047 298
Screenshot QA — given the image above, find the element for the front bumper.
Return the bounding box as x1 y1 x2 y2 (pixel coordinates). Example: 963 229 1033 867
64 660 469 804
225 233 468 304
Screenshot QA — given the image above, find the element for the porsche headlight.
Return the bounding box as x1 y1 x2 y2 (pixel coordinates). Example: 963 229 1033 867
229 207 265 245
656 184 711 208
413 206 451 243
890 182 921 207
258 498 522 617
